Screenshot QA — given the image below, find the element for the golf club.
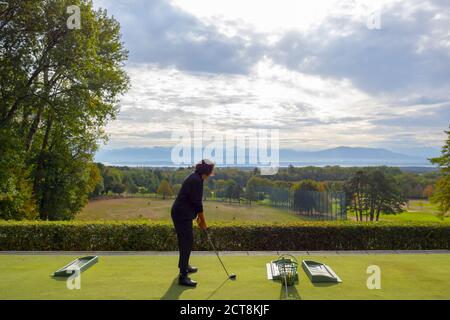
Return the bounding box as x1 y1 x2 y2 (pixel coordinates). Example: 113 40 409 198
204 229 237 280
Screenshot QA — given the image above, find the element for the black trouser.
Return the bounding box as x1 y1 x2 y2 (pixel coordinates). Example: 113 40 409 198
172 218 193 276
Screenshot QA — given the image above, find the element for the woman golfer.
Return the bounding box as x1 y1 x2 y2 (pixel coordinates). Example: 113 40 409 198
171 159 215 287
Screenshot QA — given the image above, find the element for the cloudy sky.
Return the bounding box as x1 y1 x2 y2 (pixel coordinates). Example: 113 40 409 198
93 0 449 155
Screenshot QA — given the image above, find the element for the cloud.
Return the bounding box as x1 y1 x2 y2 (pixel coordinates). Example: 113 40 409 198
96 0 450 96
95 0 264 74
269 0 450 95
92 0 450 151
371 103 450 128
106 61 440 149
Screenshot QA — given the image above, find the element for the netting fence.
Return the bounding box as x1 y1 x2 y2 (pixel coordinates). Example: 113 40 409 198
270 188 347 221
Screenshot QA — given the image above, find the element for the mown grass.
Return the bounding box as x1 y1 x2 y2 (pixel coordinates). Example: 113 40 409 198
0 254 449 300
381 200 449 223
78 197 450 224
77 198 304 222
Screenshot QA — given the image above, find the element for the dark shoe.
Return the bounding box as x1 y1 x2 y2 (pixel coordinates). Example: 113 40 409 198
187 265 198 274
178 275 197 287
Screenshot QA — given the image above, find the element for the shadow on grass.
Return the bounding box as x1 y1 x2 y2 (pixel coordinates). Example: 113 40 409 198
160 276 197 300
312 282 340 288
279 284 301 300
161 276 231 300
273 278 301 300
51 276 68 282
206 278 229 300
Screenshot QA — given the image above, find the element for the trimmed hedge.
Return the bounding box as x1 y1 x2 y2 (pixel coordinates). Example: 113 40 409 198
0 221 449 251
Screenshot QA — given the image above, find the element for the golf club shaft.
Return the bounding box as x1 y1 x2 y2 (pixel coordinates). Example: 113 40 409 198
284 274 288 299
205 230 231 277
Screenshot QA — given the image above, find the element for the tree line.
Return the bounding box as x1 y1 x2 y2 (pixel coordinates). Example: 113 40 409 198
84 163 443 222
89 164 439 200
87 141 450 221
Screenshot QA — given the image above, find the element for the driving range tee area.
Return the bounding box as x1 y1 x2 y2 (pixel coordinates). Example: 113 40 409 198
0 252 449 300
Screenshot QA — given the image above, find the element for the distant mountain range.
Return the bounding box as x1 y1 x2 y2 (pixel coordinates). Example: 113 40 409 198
95 146 435 167
280 147 429 164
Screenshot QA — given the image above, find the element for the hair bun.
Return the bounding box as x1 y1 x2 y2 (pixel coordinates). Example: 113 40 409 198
195 159 215 176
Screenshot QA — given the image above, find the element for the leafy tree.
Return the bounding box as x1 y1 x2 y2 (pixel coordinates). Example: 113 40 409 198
245 181 257 205
422 185 434 199
232 183 242 205
344 171 369 221
92 163 107 196
344 170 405 222
34 141 102 220
91 180 105 197
102 167 123 194
248 176 274 191
430 127 450 217
127 183 139 194
173 184 182 197
148 175 160 193
122 173 138 193
214 179 229 198
395 173 427 199
366 170 405 221
270 166 403 182
0 129 37 220
89 163 104 198
225 182 234 203
0 0 129 219
111 182 126 195
291 179 323 214
110 182 125 195
324 181 344 193
157 180 173 200
292 179 321 192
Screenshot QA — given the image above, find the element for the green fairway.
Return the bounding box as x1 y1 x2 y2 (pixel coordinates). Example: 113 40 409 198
77 198 303 222
78 198 449 224
381 200 449 223
381 211 449 223
1 254 449 300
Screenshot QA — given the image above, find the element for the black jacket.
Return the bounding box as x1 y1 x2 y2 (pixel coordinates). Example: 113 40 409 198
171 172 204 221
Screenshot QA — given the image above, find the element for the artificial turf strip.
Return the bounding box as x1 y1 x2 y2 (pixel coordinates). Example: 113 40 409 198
0 254 449 300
